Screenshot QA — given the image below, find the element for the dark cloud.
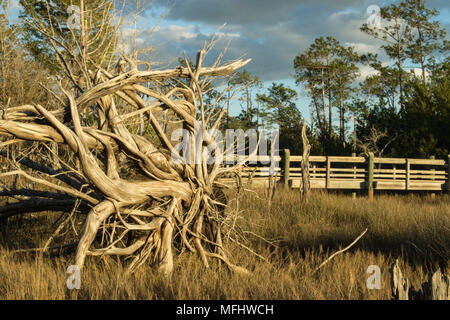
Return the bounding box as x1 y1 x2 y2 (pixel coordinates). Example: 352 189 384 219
134 0 449 81
150 0 374 26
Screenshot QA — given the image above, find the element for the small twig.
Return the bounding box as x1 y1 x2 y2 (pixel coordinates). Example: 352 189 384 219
313 228 368 274
243 230 280 247
43 199 81 252
229 237 268 262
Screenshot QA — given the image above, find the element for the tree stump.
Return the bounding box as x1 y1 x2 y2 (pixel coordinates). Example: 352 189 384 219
390 259 450 300
390 259 411 300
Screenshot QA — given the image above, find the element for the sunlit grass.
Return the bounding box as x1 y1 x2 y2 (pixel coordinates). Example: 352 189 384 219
0 190 448 299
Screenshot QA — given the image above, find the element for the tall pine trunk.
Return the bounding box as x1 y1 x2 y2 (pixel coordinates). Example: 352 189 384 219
321 68 327 128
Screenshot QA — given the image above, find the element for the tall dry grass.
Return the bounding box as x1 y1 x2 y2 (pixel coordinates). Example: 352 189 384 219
0 190 448 299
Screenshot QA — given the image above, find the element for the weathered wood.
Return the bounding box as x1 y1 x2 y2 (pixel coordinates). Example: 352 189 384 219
390 260 411 300
301 156 327 162
409 175 446 180
374 157 407 164
377 181 446 191
294 167 326 172
221 177 445 191
312 163 316 179
374 174 406 179
352 153 357 198
430 156 436 182
409 169 446 175
408 158 446 165
423 269 450 300
390 259 450 300
374 157 446 165
219 154 448 192
283 149 290 189
0 49 256 276
254 155 283 162
328 168 366 173
289 155 303 162
327 156 366 163
290 156 366 163
447 155 450 191
374 168 406 174
330 173 366 178
313 228 368 274
352 153 357 180
406 159 410 191
367 152 374 200
158 218 175 276
326 156 331 189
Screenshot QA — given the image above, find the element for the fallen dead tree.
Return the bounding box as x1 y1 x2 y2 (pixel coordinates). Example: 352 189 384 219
0 49 252 276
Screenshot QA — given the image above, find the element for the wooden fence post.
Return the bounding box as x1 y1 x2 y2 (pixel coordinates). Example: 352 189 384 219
406 159 410 191
312 163 316 179
391 260 411 300
326 156 331 189
430 156 435 180
447 155 450 192
367 152 374 200
352 153 357 200
430 156 435 199
283 149 290 189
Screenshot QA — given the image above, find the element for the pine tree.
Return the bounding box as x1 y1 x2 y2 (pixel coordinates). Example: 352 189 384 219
294 37 359 146
402 0 447 84
256 83 302 153
230 70 262 130
361 3 413 108
294 37 342 135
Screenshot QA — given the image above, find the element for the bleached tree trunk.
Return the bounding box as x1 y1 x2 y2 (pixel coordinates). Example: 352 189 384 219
0 52 252 276
0 1 257 277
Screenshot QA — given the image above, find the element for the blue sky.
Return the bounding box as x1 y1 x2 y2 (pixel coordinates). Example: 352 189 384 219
5 0 450 123
124 0 449 122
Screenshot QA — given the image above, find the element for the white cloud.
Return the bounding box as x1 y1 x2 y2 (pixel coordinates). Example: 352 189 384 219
123 0 448 82
329 10 352 20
345 42 381 55
357 65 379 83
165 25 197 40
409 68 429 79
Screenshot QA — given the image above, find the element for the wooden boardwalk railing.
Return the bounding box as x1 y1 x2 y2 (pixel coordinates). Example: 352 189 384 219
220 151 450 193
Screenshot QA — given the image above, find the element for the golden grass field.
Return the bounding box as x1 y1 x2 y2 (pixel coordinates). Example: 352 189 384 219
0 189 448 300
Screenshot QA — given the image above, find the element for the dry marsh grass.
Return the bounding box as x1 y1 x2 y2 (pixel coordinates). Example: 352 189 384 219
0 190 448 300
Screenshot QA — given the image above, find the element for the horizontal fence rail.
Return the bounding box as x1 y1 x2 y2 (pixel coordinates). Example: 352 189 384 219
219 151 450 193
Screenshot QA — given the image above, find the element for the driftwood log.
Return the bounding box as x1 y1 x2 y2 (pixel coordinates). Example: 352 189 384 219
0 50 252 275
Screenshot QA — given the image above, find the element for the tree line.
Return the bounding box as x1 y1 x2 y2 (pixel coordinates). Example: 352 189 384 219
0 0 448 159
211 0 449 159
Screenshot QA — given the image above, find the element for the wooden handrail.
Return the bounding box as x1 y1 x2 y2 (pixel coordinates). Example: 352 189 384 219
219 152 450 194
